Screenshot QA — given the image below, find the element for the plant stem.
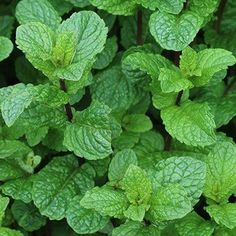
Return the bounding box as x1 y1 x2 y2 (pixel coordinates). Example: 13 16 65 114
175 90 184 106
215 0 227 33
137 10 143 45
164 133 172 151
59 79 73 122
223 77 236 96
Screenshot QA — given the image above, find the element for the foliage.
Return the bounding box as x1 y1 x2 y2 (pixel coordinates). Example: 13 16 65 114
0 0 236 235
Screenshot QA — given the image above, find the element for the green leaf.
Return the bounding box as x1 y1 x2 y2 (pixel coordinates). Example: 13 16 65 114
25 126 48 146
108 149 138 182
66 195 109 234
154 156 206 204
112 221 160 236
89 0 137 16
206 204 236 229
63 101 112 160
93 36 118 70
11 201 46 232
122 114 153 133
16 22 54 60
1 86 32 127
1 177 34 203
32 155 95 220
58 11 108 63
0 195 9 225
149 11 203 51
0 37 13 62
175 212 215 236
204 142 236 203
15 0 61 28
148 183 192 222
91 66 136 113
0 227 24 236
121 165 152 205
80 185 129 218
124 204 147 222
181 48 236 86
0 16 15 38
148 0 184 14
158 68 193 93
161 100 216 147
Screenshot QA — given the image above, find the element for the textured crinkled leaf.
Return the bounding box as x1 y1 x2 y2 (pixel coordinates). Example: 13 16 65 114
80 186 129 218
124 204 147 222
204 142 236 203
0 16 15 38
161 101 216 147
149 11 202 51
148 183 192 222
0 195 9 225
66 0 90 7
11 201 46 232
25 126 48 146
16 22 54 59
206 204 236 229
0 140 31 159
93 36 118 69
122 114 153 133
159 68 193 93
0 227 24 236
1 177 34 203
58 11 108 63
112 221 160 236
121 165 152 205
32 156 95 220
18 103 67 128
188 48 236 86
122 52 172 81
108 149 138 182
89 0 137 16
1 86 32 127
175 212 215 236
66 195 109 234
64 101 112 160
0 37 13 62
16 0 61 28
189 0 219 18
48 0 73 15
154 156 206 204
91 66 136 112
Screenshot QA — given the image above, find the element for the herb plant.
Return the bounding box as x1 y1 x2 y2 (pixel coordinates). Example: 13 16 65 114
0 0 236 235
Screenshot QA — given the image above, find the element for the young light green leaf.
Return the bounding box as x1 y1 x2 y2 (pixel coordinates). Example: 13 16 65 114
66 195 109 234
124 204 148 222
122 114 153 133
149 11 203 51
158 68 193 93
161 100 216 147
11 201 46 232
148 183 192 222
80 186 129 218
63 101 112 160
206 204 236 229
175 212 215 236
32 156 95 220
108 149 138 182
121 165 152 205
16 0 61 28
0 37 13 62
154 156 206 204
204 142 236 203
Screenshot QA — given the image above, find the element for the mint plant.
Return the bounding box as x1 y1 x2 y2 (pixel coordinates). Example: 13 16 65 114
0 0 236 235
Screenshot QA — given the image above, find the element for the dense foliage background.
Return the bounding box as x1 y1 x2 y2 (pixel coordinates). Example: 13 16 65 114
0 0 236 235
